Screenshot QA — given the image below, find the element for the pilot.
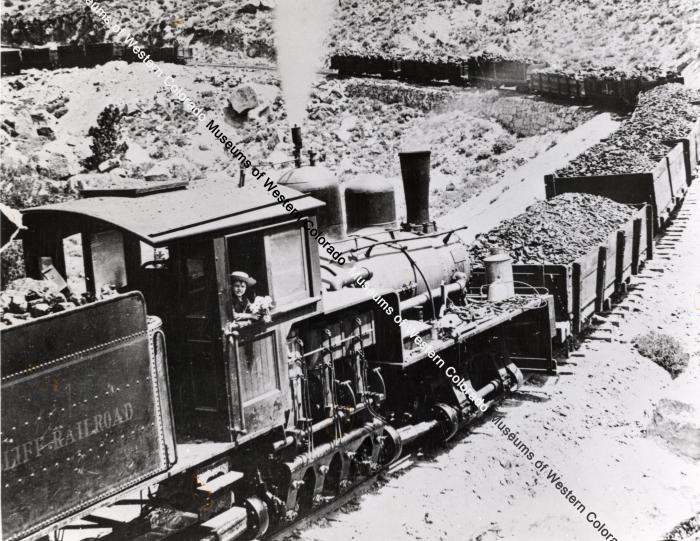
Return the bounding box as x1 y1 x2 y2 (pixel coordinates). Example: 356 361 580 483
230 271 258 321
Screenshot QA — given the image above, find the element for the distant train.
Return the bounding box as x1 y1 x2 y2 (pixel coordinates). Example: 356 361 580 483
329 53 684 111
0 41 193 75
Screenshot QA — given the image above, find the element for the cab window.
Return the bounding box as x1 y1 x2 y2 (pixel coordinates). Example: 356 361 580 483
227 226 311 309
264 228 309 305
89 230 127 292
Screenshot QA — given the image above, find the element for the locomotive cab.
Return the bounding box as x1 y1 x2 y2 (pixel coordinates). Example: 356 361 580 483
20 181 325 444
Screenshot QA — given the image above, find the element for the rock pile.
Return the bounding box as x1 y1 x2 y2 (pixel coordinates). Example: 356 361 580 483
469 193 636 265
556 84 700 177
0 277 81 327
345 81 454 112
0 277 120 327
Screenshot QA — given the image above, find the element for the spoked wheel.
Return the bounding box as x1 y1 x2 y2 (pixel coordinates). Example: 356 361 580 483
432 403 459 442
244 496 270 538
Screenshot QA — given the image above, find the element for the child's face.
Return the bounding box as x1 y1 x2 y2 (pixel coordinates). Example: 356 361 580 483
233 280 247 298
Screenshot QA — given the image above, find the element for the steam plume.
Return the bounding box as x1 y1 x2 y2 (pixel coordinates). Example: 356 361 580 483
273 0 336 127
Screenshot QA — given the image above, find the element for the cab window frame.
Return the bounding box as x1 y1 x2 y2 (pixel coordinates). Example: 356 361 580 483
225 221 313 313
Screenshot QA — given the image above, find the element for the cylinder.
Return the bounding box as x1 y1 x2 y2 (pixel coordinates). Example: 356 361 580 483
484 249 514 302
279 165 345 239
399 150 431 225
344 174 396 233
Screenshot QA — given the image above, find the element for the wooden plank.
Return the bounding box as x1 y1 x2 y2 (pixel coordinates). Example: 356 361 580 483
665 143 688 198
602 233 617 300
578 249 598 323
615 230 626 287
80 181 189 198
595 246 608 313
645 205 654 259
632 218 642 274
571 262 582 335
653 158 674 223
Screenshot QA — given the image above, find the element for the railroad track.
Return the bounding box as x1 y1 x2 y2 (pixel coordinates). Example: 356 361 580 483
188 61 335 76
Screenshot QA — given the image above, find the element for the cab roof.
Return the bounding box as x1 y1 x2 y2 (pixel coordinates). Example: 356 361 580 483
22 181 324 246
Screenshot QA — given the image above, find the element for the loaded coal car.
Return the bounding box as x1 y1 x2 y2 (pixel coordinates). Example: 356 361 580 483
330 53 400 79
467 194 651 350
57 44 87 68
1 141 554 540
546 84 698 234
20 47 56 70
1 47 22 75
399 57 467 86
467 53 532 91
85 42 123 66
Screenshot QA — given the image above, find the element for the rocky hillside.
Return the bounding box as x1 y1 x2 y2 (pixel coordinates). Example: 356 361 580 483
0 61 592 213
2 0 698 71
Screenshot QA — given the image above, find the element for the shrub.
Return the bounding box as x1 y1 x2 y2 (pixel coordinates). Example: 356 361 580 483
633 331 690 378
83 105 128 170
0 165 71 209
492 134 516 155
1 241 25 287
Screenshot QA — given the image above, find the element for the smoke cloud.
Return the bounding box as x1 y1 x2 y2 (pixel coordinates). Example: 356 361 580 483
273 0 336 127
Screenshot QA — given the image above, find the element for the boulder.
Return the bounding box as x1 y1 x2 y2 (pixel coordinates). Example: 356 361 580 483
1 146 29 168
2 109 34 138
98 157 120 172
229 84 260 114
109 168 129 180
144 163 169 182
647 363 700 460
334 129 352 143
32 145 82 179
8 295 28 314
123 139 152 166
29 303 51 318
36 126 56 139
67 172 112 191
228 83 277 117
340 115 358 132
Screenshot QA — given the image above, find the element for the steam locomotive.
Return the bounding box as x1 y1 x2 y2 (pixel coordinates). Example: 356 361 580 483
1 140 555 540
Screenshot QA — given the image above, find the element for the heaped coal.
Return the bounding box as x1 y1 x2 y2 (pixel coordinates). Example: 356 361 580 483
556 144 658 177
469 193 636 265
555 83 700 177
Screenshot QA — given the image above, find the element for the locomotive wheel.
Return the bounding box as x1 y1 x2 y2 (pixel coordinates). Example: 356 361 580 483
296 469 316 513
244 496 270 538
432 403 459 442
378 425 403 465
322 454 343 497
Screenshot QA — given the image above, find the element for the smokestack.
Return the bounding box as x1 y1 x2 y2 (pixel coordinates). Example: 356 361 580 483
292 125 303 168
399 150 431 226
